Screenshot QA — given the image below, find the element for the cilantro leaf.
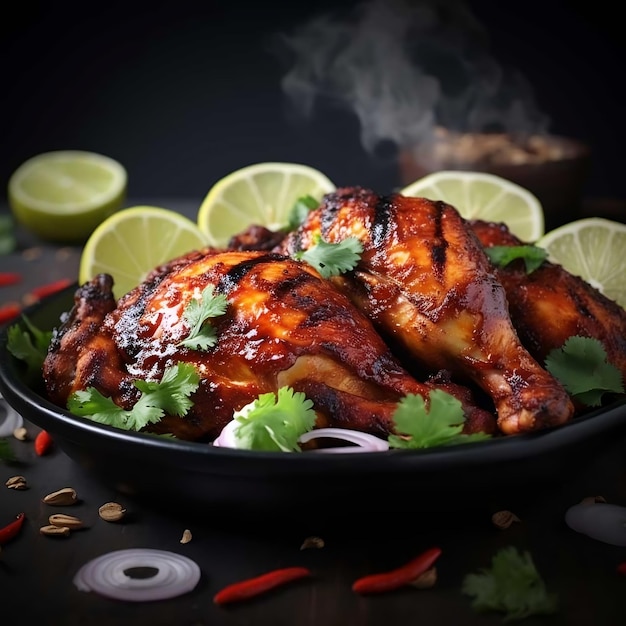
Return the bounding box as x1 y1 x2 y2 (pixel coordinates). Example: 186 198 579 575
294 235 363 278
0 215 16 255
484 245 548 274
0 438 15 462
178 285 228 350
286 194 319 231
462 546 558 622
545 336 624 406
388 389 491 449
6 316 53 378
67 362 200 431
231 386 316 452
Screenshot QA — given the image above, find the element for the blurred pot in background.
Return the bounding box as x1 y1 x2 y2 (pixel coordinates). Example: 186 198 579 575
398 128 591 232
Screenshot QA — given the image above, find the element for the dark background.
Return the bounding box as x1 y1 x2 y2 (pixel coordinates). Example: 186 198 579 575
1 0 625 206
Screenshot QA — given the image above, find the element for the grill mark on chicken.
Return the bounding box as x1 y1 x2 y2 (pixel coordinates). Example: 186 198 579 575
372 195 394 248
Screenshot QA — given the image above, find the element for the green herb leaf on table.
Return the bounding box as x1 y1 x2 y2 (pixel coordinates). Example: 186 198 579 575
231 386 316 452
294 235 363 278
286 195 319 231
67 362 200 431
178 285 228 350
0 438 15 462
388 389 492 449
484 245 548 274
0 215 16 255
545 336 624 406
6 316 53 378
462 546 558 622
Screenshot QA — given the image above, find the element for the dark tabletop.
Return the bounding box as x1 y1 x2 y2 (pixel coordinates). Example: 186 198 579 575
1 199 626 625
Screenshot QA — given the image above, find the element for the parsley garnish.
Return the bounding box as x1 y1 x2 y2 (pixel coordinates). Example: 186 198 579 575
0 438 15 462
286 194 319 231
484 245 548 274
7 316 53 378
178 285 228 350
462 546 558 621
67 362 200 431
231 386 316 452
294 235 363 278
545 336 624 406
388 389 492 449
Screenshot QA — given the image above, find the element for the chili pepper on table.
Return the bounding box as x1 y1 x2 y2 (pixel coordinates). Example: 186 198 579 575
0 272 22 287
27 277 73 301
352 546 442 595
34 430 53 456
213 566 312 605
0 303 21 324
0 513 25 545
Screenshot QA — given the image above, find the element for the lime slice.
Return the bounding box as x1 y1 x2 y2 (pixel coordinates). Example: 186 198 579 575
400 170 545 243
79 206 209 300
8 150 127 243
197 162 336 248
536 217 626 309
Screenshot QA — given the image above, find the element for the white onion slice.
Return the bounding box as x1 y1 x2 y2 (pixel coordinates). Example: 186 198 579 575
298 427 390 453
73 549 201 602
0 394 23 437
565 503 626 546
213 421 389 453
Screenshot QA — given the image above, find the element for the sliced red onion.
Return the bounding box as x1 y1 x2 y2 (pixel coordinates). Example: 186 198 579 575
213 420 389 453
565 503 626 546
73 549 201 602
298 427 390 453
0 394 23 437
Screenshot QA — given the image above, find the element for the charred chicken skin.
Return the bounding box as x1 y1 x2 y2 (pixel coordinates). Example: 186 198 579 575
277 187 575 435
470 219 626 380
43 249 495 442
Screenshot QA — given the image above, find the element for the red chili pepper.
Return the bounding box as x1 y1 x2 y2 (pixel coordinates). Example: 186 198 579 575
352 547 442 595
0 303 21 324
617 562 626 576
0 513 26 545
213 566 312 605
28 278 73 300
34 430 53 456
0 272 22 287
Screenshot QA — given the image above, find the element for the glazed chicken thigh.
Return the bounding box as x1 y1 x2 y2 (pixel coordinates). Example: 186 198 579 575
277 187 575 435
43 248 495 441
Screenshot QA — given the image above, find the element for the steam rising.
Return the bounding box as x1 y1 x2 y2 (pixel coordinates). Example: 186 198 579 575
278 0 549 156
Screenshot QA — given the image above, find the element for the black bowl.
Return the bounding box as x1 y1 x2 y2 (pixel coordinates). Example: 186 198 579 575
1 285 626 521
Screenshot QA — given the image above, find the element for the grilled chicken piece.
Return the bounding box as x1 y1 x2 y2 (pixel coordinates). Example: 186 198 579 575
470 219 626 380
43 249 495 442
277 187 575 435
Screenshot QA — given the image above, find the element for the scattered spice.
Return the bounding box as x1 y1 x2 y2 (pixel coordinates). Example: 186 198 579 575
0 512 25 545
43 487 78 506
580 495 607 505
5 475 28 490
21 247 42 261
213 566 312 605
352 547 442 595
40 524 71 537
13 426 28 441
410 567 437 589
98 502 126 522
300 536 325 550
34 429 53 456
491 510 521 529
49 513 84 530
180 529 192 544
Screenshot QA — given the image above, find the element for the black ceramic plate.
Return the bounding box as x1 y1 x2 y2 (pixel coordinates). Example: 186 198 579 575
1 284 626 519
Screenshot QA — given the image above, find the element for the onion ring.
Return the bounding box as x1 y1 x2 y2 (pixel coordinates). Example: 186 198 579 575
213 420 389 453
0 393 23 438
565 503 626 546
73 549 201 601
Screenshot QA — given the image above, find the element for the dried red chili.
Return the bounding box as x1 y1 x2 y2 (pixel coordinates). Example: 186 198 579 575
0 512 25 545
352 546 442 595
0 303 21 324
34 430 53 456
0 272 22 287
213 566 311 605
28 278 73 300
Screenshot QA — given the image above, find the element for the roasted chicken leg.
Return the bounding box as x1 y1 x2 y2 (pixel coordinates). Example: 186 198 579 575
277 187 575 435
43 249 495 441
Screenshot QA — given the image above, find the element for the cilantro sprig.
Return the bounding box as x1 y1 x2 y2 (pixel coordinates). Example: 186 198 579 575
484 245 548 274
178 285 228 350
6 316 53 379
545 336 624 406
462 546 559 622
294 234 363 278
388 389 492 449
286 194 319 231
230 386 316 452
67 362 200 431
